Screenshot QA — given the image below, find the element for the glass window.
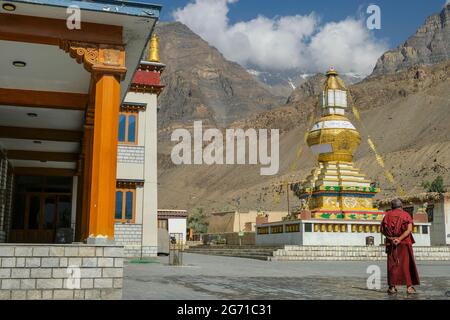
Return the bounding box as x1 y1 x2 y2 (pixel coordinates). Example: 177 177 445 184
128 115 136 143
57 196 72 228
118 115 126 142
28 195 40 230
118 112 138 144
12 193 25 229
115 191 123 220
115 189 135 222
125 191 133 220
44 196 56 229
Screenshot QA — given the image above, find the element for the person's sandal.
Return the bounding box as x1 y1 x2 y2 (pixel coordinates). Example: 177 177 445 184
407 287 416 295
387 287 397 295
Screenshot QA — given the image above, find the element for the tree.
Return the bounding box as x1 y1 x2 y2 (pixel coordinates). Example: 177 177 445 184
187 208 209 234
422 176 445 193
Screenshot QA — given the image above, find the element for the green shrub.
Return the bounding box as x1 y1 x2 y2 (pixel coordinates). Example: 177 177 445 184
421 176 445 193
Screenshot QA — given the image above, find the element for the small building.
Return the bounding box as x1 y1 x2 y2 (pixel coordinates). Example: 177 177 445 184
157 209 188 244
207 210 287 234
205 210 287 245
378 193 450 246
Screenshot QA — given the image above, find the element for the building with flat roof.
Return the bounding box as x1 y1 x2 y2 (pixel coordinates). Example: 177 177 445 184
0 0 165 300
378 193 450 246
0 0 164 252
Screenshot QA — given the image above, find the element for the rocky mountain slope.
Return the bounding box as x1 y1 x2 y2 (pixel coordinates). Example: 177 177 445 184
158 61 450 212
155 22 282 129
157 8 450 214
372 4 450 75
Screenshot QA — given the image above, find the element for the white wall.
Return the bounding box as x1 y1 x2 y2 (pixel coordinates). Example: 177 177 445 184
255 221 431 247
119 92 158 250
168 218 187 244
430 201 447 245
116 163 144 180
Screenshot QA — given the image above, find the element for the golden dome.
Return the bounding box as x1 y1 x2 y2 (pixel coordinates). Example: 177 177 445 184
307 123 361 162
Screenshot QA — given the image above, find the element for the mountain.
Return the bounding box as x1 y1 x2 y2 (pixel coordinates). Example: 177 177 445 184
372 4 450 75
158 61 450 213
155 22 282 129
157 6 450 214
247 67 364 99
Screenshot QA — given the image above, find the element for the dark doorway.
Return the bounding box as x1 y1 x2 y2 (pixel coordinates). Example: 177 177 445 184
9 176 72 243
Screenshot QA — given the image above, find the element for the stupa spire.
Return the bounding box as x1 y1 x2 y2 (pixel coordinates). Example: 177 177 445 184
149 33 159 63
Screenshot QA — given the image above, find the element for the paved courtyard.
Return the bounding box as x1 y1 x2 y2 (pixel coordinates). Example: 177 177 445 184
123 253 450 300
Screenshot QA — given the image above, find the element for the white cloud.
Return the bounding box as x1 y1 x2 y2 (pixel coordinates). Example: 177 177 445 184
173 0 388 76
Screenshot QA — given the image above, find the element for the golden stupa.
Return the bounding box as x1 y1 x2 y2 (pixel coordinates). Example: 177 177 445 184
293 68 382 221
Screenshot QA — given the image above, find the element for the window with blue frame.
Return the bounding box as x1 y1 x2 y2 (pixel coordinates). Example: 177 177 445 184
115 188 135 223
118 112 138 144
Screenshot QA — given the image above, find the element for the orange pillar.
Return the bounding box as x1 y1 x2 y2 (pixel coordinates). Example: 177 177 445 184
87 74 121 243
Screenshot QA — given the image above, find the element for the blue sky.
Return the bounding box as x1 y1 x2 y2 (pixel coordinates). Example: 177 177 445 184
150 0 446 48
140 0 448 74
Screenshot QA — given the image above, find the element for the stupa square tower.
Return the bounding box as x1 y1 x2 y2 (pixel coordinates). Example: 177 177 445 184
292 69 383 222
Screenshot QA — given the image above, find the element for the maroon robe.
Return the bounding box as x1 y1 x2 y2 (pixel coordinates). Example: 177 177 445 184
380 208 420 287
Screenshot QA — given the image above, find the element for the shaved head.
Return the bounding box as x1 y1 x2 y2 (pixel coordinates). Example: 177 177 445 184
391 198 403 209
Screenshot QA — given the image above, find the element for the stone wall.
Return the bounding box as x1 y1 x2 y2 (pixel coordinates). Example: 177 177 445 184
114 223 157 257
203 232 256 246
117 145 145 164
0 244 123 300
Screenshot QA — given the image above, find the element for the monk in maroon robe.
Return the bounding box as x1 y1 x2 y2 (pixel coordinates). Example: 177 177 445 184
380 199 420 295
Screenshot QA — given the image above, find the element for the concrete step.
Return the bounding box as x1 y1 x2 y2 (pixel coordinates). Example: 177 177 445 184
185 246 278 261
186 245 450 261
186 250 273 256
186 250 270 261
187 249 276 254
270 245 450 261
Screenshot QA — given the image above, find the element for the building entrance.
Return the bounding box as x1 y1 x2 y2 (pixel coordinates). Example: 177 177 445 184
9 176 72 243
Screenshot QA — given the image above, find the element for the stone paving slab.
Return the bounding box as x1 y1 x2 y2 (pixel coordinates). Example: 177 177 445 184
123 253 450 300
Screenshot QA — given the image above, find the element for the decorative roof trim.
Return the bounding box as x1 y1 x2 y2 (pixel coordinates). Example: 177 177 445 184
139 61 166 73
377 192 446 206
116 179 144 189
121 102 147 112
9 0 161 18
158 209 188 218
129 83 165 95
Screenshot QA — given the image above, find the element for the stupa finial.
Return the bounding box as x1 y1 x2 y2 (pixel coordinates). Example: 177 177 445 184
149 33 159 63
